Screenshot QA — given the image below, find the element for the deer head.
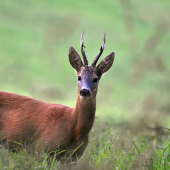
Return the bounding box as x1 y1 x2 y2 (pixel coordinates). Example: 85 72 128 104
69 32 115 99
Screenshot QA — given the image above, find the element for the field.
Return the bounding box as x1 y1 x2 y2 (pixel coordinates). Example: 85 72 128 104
0 0 170 169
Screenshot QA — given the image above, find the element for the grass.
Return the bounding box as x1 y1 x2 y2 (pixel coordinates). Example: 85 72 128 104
0 117 170 169
0 0 170 169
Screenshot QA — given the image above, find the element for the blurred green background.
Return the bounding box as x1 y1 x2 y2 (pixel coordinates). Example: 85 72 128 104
0 0 170 123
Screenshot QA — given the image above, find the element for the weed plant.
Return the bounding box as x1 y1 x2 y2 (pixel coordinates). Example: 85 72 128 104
0 0 170 169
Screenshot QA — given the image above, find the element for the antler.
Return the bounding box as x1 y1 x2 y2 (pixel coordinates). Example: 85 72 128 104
80 31 88 66
92 33 106 66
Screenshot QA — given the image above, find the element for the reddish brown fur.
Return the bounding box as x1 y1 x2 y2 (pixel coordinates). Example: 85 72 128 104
0 33 115 162
0 91 92 161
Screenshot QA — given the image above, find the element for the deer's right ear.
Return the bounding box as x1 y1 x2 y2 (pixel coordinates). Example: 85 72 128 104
69 46 83 72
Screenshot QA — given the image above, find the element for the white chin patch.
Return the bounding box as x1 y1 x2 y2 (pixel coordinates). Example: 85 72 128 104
80 95 91 100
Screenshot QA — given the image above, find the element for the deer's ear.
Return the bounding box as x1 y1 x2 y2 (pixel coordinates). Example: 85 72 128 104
97 52 115 75
69 46 83 72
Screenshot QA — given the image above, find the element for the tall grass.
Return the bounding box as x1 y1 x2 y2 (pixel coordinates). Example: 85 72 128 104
0 116 170 169
0 0 170 169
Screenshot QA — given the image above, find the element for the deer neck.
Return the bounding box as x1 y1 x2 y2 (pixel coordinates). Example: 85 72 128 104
73 95 96 140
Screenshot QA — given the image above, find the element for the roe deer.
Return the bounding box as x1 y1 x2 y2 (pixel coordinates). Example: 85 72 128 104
0 32 115 162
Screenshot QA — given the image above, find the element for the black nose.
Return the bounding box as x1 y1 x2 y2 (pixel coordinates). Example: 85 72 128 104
80 89 90 96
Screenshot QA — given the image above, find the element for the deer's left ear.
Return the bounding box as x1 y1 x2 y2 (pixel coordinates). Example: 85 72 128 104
96 52 115 75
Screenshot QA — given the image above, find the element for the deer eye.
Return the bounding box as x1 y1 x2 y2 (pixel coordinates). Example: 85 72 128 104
93 78 98 84
78 76 81 81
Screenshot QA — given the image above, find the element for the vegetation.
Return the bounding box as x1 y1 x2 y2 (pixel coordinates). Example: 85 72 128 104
0 0 170 169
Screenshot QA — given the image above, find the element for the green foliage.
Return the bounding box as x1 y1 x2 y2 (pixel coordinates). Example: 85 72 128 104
0 0 170 169
0 120 170 169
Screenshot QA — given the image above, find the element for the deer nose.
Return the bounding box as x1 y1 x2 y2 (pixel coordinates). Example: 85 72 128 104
80 89 91 97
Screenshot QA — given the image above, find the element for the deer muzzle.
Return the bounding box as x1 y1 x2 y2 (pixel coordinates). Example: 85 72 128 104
80 89 91 97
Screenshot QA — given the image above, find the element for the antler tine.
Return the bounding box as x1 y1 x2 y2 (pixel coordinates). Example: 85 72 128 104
80 31 88 66
92 33 106 66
